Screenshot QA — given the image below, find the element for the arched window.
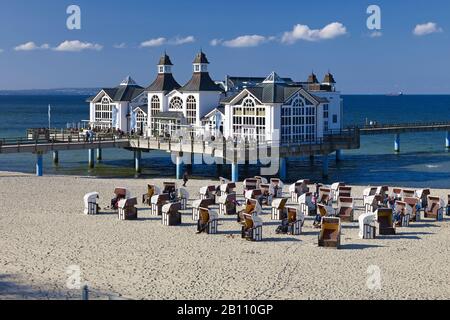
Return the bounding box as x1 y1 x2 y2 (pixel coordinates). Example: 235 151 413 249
94 96 113 128
150 96 160 116
243 98 255 108
169 97 183 110
292 98 304 107
186 95 197 125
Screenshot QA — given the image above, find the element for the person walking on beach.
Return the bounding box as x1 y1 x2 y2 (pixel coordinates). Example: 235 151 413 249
182 172 189 187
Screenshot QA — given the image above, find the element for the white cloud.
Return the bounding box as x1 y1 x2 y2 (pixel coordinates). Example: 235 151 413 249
54 40 103 52
222 35 268 48
281 22 347 44
210 39 222 46
14 42 50 51
413 22 443 36
170 36 195 45
0 49 4 53
113 43 126 49
140 37 167 48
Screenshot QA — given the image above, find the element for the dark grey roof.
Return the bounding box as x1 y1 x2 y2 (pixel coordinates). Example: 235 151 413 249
133 105 148 114
180 72 223 92
220 83 328 105
158 53 173 66
87 85 145 102
201 106 225 121
153 111 185 119
146 73 181 93
193 51 209 64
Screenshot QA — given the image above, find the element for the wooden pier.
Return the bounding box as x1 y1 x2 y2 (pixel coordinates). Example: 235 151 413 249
0 120 449 180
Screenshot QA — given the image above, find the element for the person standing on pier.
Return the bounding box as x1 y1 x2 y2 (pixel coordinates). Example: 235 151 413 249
183 172 189 187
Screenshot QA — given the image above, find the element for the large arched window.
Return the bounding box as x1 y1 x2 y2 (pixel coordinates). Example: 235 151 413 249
186 95 197 125
94 96 113 129
150 96 160 116
232 96 265 141
282 95 315 143
169 97 183 110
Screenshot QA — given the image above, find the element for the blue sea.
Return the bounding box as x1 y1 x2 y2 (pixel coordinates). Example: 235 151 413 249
1 94 450 188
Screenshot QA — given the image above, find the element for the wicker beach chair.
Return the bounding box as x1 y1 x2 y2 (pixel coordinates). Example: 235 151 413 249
377 208 396 235
192 198 215 221
318 217 341 249
162 182 177 201
219 183 236 197
337 197 354 222
337 186 352 203
270 178 284 198
331 182 345 202
392 188 402 200
271 198 288 220
217 193 237 216
364 194 381 213
111 187 129 210
425 196 444 221
281 207 305 236
196 208 218 234
118 198 138 221
394 200 411 227
260 183 273 205
254 176 268 189
298 192 316 216
162 202 182 226
237 199 262 224
243 178 258 195
84 192 99 215
447 195 450 216
241 211 263 241
150 193 170 216
317 187 332 206
358 211 377 239
245 189 262 202
142 184 160 206
403 197 420 222
199 185 217 202
402 189 416 199
416 189 431 209
177 187 189 210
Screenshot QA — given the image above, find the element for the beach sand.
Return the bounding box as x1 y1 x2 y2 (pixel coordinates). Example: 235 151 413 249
0 171 449 300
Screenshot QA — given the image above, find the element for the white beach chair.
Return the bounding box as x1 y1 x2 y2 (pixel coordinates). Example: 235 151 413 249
118 198 138 221
150 193 170 216
217 193 237 216
197 208 219 235
177 188 189 210
162 202 182 226
241 211 263 241
358 212 377 239
298 192 316 216
271 198 288 220
270 178 284 198
192 198 215 221
84 192 99 215
331 182 345 202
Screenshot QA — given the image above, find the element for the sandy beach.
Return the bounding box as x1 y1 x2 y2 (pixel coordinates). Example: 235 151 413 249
0 171 449 300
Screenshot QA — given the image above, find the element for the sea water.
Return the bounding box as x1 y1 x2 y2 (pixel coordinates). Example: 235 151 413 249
0 94 449 188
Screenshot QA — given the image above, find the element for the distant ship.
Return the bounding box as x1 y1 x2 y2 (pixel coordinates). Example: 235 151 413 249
386 91 404 96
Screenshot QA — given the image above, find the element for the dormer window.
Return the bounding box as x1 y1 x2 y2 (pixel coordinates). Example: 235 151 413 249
201 64 207 72
159 66 164 73
194 64 200 72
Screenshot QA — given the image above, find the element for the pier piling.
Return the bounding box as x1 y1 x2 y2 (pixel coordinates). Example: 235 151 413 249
88 149 95 169
394 134 400 153
279 158 287 181
231 162 239 183
446 132 450 149
97 148 102 162
336 150 343 162
176 153 184 180
52 151 59 165
322 154 329 179
134 150 142 173
36 153 43 177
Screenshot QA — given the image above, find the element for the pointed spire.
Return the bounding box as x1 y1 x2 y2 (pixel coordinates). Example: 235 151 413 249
193 51 209 64
323 71 336 84
307 72 319 84
120 76 138 86
158 52 173 66
263 71 284 84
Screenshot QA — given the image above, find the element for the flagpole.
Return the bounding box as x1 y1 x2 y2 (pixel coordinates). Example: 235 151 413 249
48 104 51 130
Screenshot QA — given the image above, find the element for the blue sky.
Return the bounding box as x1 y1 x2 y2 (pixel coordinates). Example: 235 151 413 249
0 0 449 93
